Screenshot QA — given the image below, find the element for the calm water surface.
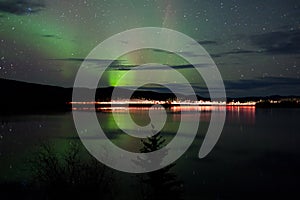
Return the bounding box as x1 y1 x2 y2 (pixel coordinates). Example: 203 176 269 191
0 107 299 199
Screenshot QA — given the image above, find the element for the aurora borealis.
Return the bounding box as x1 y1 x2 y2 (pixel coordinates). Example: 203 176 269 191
0 0 300 96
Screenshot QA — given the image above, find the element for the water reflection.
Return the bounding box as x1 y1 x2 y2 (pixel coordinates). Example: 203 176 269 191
226 106 256 125
0 107 299 199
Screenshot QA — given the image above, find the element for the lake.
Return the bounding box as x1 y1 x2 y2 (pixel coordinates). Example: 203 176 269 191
0 107 299 199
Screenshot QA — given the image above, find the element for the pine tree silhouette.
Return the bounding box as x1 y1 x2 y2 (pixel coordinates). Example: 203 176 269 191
138 132 183 200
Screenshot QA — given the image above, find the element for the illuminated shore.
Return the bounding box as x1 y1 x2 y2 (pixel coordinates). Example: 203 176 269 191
69 100 256 108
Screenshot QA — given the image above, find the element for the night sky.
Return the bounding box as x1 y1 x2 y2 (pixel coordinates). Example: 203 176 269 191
0 0 299 97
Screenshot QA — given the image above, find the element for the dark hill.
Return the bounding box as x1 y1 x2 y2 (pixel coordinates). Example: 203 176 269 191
0 78 72 113
0 79 193 113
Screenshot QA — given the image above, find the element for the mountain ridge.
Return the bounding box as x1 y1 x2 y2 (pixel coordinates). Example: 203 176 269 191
1 78 299 113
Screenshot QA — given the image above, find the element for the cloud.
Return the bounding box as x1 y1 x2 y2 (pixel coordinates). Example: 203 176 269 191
150 49 174 54
198 40 218 45
41 34 61 39
250 30 300 55
114 64 214 71
51 58 118 63
212 49 259 58
175 51 207 58
213 29 300 58
50 58 127 69
0 0 45 15
52 57 213 71
117 77 300 97
224 77 300 96
226 77 300 90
